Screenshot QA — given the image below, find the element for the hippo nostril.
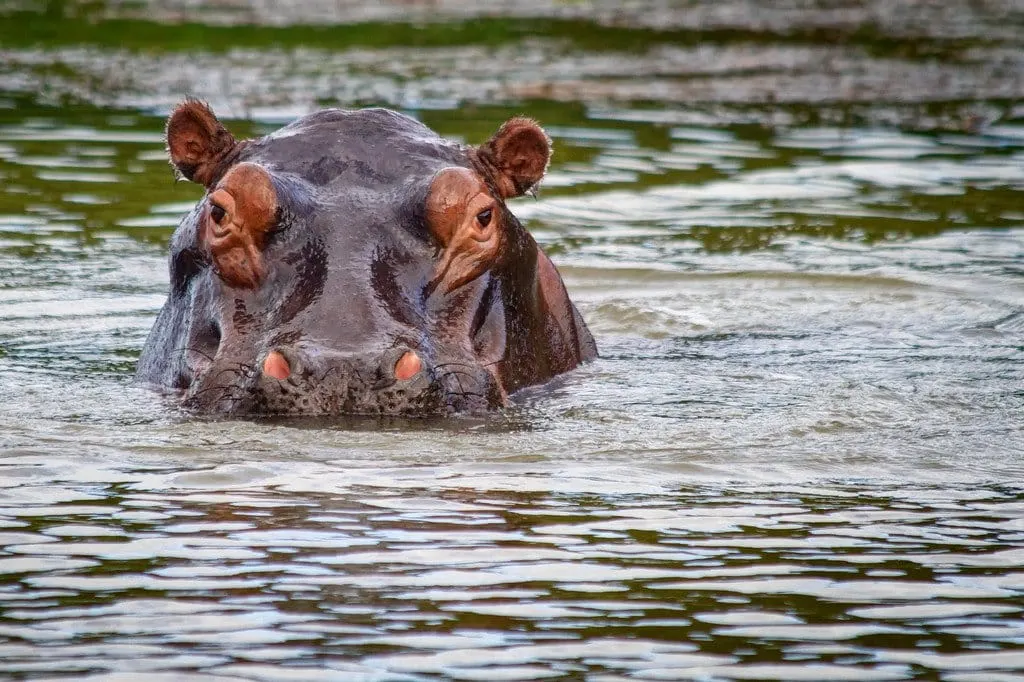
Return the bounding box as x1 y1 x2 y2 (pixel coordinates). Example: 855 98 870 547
394 350 422 381
262 350 291 380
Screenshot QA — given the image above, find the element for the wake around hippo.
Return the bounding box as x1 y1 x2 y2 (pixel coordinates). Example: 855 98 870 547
137 100 597 416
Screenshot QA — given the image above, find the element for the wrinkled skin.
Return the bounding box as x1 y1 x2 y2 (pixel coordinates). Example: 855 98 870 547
137 100 596 416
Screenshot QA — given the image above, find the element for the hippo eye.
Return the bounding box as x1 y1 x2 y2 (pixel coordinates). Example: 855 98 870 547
476 207 492 228
210 203 227 225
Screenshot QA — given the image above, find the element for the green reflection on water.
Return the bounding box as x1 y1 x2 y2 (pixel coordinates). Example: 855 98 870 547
1 3 991 58
2 0 1023 257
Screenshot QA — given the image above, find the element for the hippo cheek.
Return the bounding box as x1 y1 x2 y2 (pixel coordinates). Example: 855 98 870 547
273 237 329 326
178 321 221 390
471 280 507 369
181 363 260 414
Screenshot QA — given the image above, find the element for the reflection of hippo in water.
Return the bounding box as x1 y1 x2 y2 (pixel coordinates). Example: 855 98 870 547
137 100 596 415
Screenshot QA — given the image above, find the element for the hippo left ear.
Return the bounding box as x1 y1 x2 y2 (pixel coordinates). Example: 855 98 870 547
166 98 238 187
477 117 552 198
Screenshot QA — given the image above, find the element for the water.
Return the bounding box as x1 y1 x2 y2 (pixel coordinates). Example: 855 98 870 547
1 2 1023 679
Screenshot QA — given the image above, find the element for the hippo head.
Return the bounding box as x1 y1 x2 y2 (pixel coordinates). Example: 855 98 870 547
137 100 596 416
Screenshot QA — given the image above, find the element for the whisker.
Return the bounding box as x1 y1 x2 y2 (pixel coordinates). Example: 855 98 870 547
438 368 479 382
432 361 480 372
167 344 217 364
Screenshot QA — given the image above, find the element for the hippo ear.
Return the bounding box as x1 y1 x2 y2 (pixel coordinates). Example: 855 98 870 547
166 99 238 187
478 117 552 198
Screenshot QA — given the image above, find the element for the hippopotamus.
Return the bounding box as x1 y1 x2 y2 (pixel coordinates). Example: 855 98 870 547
137 100 596 416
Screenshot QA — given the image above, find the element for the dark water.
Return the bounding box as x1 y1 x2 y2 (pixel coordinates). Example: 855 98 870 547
1 2 1023 679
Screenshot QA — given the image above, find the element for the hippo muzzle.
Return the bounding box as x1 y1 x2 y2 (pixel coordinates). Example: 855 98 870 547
183 341 501 416
137 100 596 416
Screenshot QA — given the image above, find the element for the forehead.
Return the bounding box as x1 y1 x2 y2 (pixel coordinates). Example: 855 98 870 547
241 108 470 188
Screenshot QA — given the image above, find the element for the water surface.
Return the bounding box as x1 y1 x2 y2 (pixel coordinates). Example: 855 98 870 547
1 2 1023 679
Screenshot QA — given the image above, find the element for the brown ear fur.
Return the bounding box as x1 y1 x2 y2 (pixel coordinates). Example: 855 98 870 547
166 99 237 187
478 117 551 198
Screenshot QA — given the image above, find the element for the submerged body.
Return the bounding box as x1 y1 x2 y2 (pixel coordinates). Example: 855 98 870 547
137 101 596 416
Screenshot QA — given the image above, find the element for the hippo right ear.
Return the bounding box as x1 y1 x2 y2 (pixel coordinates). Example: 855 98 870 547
477 117 552 199
166 99 238 187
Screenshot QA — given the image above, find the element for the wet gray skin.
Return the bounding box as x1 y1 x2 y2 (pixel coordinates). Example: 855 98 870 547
137 105 596 416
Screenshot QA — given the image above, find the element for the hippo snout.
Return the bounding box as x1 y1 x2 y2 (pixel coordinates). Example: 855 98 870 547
183 343 500 416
